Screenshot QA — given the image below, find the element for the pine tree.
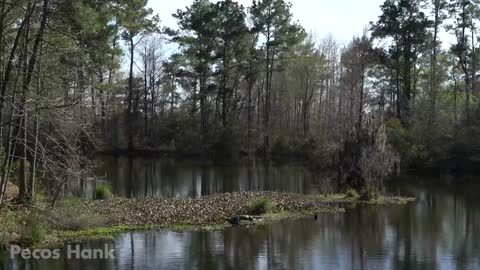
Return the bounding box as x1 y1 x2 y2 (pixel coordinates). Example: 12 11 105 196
371 0 432 124
250 0 305 153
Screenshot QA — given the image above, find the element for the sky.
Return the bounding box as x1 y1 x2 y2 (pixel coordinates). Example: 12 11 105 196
148 0 456 55
149 0 386 44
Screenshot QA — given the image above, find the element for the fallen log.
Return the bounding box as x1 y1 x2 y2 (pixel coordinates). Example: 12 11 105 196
227 215 264 225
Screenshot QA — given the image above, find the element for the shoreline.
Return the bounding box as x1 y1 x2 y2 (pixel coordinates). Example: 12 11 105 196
96 149 480 174
0 192 415 249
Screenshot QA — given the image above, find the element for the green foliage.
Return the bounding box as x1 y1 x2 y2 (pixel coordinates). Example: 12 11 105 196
168 0 218 72
386 118 432 164
118 0 158 37
270 136 319 159
297 137 319 159
49 211 107 231
175 127 205 155
95 185 114 200
360 186 381 202
385 118 413 158
371 0 432 121
247 197 273 215
0 236 7 251
212 126 241 161
447 108 480 169
0 211 18 249
251 0 306 49
345 188 359 199
271 136 293 154
58 225 158 243
17 213 47 247
21 225 46 247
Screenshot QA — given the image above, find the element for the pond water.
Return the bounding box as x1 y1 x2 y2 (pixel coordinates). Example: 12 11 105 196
73 157 339 199
2 158 480 270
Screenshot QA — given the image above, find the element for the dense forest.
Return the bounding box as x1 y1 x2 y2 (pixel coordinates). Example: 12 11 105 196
0 0 479 207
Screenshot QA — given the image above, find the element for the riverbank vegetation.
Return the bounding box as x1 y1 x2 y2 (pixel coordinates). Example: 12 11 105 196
0 191 417 249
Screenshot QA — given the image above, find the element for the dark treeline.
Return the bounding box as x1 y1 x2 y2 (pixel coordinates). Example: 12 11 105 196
0 0 479 205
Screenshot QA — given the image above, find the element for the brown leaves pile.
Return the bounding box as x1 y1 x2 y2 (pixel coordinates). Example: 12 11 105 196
80 192 336 227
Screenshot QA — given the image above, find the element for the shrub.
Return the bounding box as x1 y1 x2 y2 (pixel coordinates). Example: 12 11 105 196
0 210 45 247
247 197 273 215
271 136 292 154
18 213 46 246
212 126 241 161
0 235 7 250
21 224 45 246
95 185 113 200
358 117 399 192
175 128 204 155
310 142 341 169
0 212 14 250
385 118 413 160
297 137 318 158
360 186 380 201
345 188 359 199
338 116 399 197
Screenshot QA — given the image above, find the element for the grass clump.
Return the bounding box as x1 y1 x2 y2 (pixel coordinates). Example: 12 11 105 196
345 188 360 199
0 210 48 248
95 184 114 200
15 212 47 247
0 211 17 250
247 197 273 215
49 211 107 231
21 223 46 246
58 225 155 242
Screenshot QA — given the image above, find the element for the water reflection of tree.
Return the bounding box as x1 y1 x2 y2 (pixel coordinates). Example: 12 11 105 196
386 181 480 270
95 157 338 199
316 205 388 269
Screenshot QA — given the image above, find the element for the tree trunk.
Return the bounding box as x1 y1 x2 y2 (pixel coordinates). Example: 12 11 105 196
99 72 106 132
428 0 441 135
0 2 33 127
29 116 39 201
127 36 135 152
143 55 149 137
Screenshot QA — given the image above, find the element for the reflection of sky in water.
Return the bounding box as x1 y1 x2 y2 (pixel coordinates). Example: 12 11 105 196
3 173 480 270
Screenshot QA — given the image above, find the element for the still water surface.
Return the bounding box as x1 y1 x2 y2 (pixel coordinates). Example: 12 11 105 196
1 157 479 270
78 157 338 199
